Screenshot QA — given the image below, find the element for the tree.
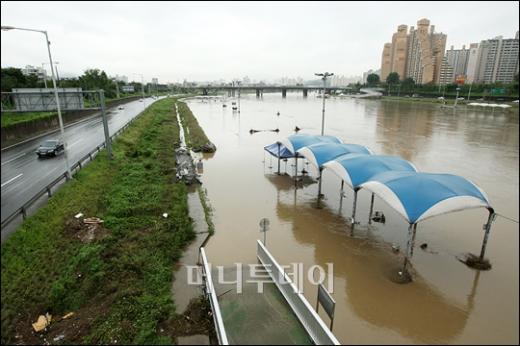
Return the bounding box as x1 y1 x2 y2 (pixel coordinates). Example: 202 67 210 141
386 72 400 85
1 67 43 91
366 73 380 86
78 69 116 98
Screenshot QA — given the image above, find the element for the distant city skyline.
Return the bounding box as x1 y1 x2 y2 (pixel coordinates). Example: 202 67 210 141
1 1 518 84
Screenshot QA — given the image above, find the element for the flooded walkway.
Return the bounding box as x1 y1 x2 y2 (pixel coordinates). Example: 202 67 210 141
187 94 519 344
214 267 312 345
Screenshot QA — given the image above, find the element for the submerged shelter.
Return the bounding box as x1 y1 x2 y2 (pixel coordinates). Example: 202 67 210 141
264 134 497 278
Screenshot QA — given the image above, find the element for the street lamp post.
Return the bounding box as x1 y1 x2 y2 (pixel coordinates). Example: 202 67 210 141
236 80 241 114
454 87 461 108
3 25 72 178
315 72 334 136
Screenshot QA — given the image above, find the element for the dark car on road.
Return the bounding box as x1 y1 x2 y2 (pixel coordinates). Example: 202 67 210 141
36 139 64 158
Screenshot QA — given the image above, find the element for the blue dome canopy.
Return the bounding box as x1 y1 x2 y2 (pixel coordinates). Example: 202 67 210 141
360 172 492 224
323 154 417 189
297 142 372 169
279 134 342 154
264 142 295 159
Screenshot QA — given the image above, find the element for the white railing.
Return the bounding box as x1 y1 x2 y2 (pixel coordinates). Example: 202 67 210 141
256 240 340 345
200 247 229 345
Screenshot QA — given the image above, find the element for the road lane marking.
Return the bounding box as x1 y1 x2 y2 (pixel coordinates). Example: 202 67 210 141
68 140 82 147
1 173 24 188
1 153 26 166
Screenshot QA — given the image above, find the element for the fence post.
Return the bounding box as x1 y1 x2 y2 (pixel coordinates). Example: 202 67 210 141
46 187 52 197
21 206 27 220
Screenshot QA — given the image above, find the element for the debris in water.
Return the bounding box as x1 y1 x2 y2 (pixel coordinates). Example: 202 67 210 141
458 253 492 270
294 126 301 132
200 142 216 153
277 111 280 116
420 243 428 250
32 313 52 332
371 211 386 224
391 244 400 253
175 147 201 185
74 213 83 219
249 128 279 134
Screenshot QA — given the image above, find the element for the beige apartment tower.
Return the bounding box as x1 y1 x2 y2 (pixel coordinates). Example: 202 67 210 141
380 18 447 84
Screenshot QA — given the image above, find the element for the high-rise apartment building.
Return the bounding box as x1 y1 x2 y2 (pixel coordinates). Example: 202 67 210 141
439 45 473 84
466 43 480 84
473 32 519 83
380 18 447 84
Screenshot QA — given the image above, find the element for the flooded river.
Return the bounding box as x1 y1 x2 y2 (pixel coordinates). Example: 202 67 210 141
186 93 519 344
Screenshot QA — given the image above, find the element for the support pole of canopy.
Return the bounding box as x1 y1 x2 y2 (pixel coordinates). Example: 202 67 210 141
317 168 323 206
277 142 281 175
402 223 417 274
351 189 358 232
368 193 375 225
479 210 496 262
339 180 344 212
294 155 298 186
411 223 418 257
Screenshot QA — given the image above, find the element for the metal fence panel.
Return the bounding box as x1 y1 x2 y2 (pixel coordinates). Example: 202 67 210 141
256 240 340 345
200 248 229 345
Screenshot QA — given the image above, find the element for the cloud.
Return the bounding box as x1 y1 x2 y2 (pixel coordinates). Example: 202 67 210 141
1 1 518 83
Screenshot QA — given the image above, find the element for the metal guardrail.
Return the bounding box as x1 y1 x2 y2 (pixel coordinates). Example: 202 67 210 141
200 247 229 345
257 240 340 345
0 118 136 231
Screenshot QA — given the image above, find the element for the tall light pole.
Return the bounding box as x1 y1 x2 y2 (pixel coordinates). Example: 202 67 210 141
315 72 333 136
236 80 241 114
3 25 71 178
454 87 461 108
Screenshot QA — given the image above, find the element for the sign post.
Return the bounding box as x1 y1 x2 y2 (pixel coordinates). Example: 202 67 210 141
259 218 270 246
316 283 336 331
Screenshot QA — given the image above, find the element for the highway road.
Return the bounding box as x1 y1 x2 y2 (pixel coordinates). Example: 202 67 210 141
1 97 162 225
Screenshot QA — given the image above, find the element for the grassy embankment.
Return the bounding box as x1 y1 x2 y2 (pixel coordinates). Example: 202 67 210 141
1 97 197 344
176 101 211 150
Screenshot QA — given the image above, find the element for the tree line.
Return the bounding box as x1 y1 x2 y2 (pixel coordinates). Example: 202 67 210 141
364 72 519 97
0 68 145 99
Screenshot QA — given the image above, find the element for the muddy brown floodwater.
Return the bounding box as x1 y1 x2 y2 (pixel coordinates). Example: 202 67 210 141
186 93 519 345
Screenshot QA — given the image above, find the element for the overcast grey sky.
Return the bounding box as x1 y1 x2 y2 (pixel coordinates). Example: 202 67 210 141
1 1 518 83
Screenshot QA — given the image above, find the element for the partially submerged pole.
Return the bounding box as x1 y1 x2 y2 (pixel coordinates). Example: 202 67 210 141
277 142 281 175
339 180 344 212
479 210 496 262
368 193 375 225
402 223 417 277
294 155 298 186
351 189 358 232
317 168 323 205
